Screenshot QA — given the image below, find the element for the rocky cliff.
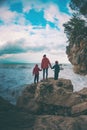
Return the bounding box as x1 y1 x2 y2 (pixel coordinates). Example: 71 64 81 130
16 78 87 130
66 40 87 75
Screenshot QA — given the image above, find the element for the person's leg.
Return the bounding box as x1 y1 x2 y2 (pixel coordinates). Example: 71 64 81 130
57 73 59 79
46 68 48 79
37 74 39 83
43 69 45 80
54 72 58 80
54 72 56 80
34 75 37 83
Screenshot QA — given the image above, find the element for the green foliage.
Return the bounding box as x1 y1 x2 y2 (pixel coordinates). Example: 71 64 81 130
63 14 87 45
63 0 87 46
70 0 87 16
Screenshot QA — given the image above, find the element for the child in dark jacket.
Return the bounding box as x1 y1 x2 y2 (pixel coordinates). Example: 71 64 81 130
33 64 41 83
52 61 60 80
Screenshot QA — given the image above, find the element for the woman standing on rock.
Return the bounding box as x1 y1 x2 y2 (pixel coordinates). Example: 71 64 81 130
41 54 52 80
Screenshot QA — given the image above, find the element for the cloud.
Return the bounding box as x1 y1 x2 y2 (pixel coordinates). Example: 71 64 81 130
0 0 71 63
0 39 28 56
0 22 68 62
22 0 70 30
0 7 18 24
44 4 70 30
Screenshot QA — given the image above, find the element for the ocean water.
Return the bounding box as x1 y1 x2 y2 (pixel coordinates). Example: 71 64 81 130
0 63 87 105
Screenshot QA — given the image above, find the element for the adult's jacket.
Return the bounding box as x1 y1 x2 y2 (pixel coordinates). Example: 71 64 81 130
41 57 51 69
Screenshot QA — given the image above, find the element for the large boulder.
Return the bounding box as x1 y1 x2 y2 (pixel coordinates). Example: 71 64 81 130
17 78 87 116
17 78 74 115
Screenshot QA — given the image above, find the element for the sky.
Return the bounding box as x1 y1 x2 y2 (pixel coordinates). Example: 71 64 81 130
0 0 72 63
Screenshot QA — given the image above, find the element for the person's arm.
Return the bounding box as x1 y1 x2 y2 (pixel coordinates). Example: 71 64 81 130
58 65 60 72
51 65 55 69
41 59 43 69
33 68 35 75
38 68 42 71
49 62 52 68
48 59 52 68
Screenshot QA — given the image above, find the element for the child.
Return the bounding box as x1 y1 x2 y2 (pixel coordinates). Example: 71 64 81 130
52 61 60 80
33 64 41 83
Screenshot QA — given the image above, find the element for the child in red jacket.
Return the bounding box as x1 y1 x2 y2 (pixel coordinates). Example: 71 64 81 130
33 64 41 83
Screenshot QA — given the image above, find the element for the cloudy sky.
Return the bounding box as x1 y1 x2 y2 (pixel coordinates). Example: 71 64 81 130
0 0 72 63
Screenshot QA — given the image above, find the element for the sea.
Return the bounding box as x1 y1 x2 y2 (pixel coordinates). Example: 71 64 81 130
0 63 87 105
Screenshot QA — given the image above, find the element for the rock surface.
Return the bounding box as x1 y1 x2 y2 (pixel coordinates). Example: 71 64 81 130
0 96 35 130
66 41 87 75
17 78 87 129
1 78 87 130
17 78 73 115
17 78 87 116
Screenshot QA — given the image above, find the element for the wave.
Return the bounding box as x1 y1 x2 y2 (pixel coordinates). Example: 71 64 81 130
0 63 33 69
